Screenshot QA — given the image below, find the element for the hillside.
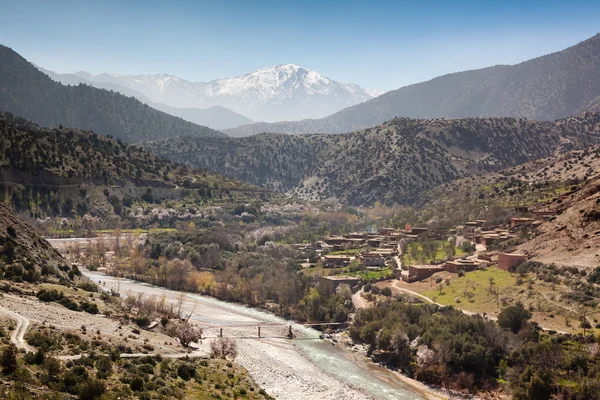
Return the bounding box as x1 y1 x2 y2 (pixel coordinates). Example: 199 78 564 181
38 67 254 130
0 202 69 281
152 104 253 130
226 34 600 136
585 96 600 113
0 113 270 223
412 143 600 230
0 45 224 143
517 174 600 268
72 64 376 122
409 139 600 268
142 113 600 206
0 203 270 400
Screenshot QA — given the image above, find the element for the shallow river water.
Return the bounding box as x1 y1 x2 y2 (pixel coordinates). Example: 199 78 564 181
81 269 431 400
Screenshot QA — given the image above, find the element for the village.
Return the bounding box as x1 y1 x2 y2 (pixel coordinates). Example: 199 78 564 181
294 205 565 317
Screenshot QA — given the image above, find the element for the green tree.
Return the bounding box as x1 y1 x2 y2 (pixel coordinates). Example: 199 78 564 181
78 378 106 400
498 304 531 333
1 344 18 374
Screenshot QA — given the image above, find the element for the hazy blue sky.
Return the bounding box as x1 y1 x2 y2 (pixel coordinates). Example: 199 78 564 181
1 0 599 91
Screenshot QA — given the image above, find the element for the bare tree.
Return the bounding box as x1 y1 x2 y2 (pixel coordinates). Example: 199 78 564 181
210 337 238 360
167 322 203 347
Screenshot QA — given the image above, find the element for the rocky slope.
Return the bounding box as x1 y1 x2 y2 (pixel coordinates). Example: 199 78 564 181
517 174 600 268
72 64 376 122
0 45 223 143
225 34 600 136
141 113 600 206
0 202 69 280
413 143 600 231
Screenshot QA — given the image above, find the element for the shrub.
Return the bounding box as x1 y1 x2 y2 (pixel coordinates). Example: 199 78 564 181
37 289 63 302
24 348 45 365
78 378 106 400
95 356 112 379
139 363 154 374
177 362 196 381
77 282 99 292
1 344 18 374
129 376 144 391
80 301 99 314
166 322 202 347
498 304 532 333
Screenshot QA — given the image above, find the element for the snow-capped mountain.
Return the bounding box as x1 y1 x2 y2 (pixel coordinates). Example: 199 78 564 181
73 64 377 122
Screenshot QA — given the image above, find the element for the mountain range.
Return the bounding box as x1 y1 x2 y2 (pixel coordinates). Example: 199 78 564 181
0 45 223 142
224 34 600 137
66 64 378 122
37 67 254 130
141 113 600 206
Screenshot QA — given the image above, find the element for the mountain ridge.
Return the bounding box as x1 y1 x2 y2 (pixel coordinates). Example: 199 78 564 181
37 66 254 130
225 34 600 137
142 113 600 206
71 63 377 122
0 45 224 143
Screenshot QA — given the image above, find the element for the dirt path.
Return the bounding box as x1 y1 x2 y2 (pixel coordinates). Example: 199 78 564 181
391 285 437 305
0 305 34 352
381 280 486 319
539 292 591 328
351 288 371 309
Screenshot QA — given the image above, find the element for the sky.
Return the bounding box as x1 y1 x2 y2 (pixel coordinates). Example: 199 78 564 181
1 0 599 91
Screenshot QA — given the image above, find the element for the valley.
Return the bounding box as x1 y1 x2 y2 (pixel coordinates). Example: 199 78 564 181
2 10 600 400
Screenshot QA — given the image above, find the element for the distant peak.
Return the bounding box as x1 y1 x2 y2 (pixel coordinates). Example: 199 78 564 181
250 63 311 75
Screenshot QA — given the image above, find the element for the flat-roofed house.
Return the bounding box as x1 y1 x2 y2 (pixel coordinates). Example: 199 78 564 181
444 258 478 273
408 265 445 281
498 253 527 271
322 255 353 268
408 227 428 236
358 252 386 267
377 227 396 236
323 236 347 246
531 209 557 219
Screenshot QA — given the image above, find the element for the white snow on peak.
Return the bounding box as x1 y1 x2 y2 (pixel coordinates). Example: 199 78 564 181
75 64 376 121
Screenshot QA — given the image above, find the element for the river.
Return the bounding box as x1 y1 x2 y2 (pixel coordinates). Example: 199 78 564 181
80 269 433 400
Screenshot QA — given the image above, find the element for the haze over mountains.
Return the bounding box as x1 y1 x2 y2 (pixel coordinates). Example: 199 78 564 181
2 34 600 207
37 67 254 130
0 45 223 142
225 34 600 137
63 64 379 122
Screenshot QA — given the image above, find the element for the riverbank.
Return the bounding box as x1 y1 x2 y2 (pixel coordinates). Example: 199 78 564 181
328 331 451 400
81 268 443 400
82 269 437 400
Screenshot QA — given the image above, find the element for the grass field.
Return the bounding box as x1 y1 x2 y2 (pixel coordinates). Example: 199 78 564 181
420 267 600 334
351 268 393 280
423 267 518 314
403 240 466 266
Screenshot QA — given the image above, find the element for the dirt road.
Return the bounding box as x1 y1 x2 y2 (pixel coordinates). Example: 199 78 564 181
0 304 34 352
